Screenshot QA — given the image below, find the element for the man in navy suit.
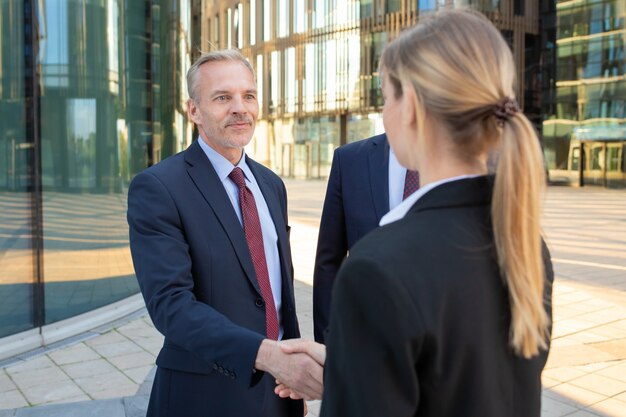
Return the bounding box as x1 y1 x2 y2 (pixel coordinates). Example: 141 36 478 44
128 50 322 417
313 133 419 342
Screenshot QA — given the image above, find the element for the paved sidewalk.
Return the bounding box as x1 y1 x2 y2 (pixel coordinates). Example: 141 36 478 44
0 180 625 416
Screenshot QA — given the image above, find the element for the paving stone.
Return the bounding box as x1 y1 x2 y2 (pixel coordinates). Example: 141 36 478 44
547 345 618 368
565 410 602 417
549 383 606 407
14 398 125 417
62 359 117 379
48 344 100 366
20 380 84 406
90 386 139 400
586 398 626 417
540 395 582 417
123 365 154 385
5 357 56 374
124 395 149 417
89 341 143 359
136 367 156 397
107 352 155 371
569 373 626 397
73 371 137 397
8 367 70 390
0 389 28 409
0 371 17 392
85 331 127 347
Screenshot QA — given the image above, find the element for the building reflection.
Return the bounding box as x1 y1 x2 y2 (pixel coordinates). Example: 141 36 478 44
0 0 198 347
542 0 625 188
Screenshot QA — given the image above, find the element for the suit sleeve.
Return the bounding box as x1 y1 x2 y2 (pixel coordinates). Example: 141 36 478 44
320 256 422 417
127 171 265 387
313 148 348 343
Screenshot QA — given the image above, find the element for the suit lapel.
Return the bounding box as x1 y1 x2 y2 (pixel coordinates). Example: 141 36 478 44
184 141 262 296
368 134 391 221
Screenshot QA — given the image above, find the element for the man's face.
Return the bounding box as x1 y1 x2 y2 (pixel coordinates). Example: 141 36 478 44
188 60 259 164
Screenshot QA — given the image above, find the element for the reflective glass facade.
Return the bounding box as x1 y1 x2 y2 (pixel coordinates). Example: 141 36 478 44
0 0 198 343
202 0 546 178
542 0 625 188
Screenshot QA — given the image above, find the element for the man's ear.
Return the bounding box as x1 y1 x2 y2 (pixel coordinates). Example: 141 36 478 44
187 99 201 124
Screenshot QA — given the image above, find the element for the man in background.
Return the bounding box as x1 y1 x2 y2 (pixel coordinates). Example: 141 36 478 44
313 133 419 343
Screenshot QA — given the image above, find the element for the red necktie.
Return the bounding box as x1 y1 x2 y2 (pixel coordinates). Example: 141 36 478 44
229 168 279 340
403 170 420 200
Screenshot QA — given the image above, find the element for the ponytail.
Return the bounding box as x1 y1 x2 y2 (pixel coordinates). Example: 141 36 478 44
492 113 550 358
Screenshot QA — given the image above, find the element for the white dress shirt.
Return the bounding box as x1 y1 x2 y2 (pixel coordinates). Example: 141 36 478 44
388 148 409 211
198 138 284 340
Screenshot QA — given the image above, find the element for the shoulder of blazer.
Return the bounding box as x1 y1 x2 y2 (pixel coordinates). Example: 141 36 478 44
335 133 387 160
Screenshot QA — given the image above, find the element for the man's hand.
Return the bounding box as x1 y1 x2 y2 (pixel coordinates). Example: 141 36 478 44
255 339 324 400
274 339 326 400
280 339 326 365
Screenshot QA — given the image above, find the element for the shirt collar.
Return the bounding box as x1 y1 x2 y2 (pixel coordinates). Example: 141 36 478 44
379 174 483 226
197 137 251 182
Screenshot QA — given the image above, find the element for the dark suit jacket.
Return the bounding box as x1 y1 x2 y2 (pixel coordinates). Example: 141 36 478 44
127 140 303 417
313 133 390 342
320 176 554 417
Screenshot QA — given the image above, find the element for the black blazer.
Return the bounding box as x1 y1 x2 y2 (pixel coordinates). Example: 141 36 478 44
320 176 553 417
128 140 302 417
313 133 390 342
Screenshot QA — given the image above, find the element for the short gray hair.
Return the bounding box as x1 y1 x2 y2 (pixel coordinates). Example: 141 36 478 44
187 49 256 101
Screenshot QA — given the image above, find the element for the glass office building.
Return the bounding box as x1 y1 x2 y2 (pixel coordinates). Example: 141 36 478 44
201 0 548 179
542 0 625 188
0 0 200 356
202 0 624 187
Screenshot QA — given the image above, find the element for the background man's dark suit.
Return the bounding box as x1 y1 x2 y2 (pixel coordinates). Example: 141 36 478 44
313 133 390 342
320 176 554 417
127 140 302 417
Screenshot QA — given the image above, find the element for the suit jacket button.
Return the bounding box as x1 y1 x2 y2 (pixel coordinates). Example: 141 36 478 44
255 298 264 307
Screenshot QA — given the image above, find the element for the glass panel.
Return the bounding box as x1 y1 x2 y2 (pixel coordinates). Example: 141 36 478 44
264 0 271 40
418 0 436 13
285 48 296 114
227 8 232 48
314 0 325 29
387 0 402 13
39 0 146 324
0 0 36 338
361 0 373 17
257 54 264 117
278 0 289 38
270 51 280 113
236 3 243 48
250 0 256 45
294 0 306 33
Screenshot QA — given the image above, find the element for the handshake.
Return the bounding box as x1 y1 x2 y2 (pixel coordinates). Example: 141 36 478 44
255 338 326 401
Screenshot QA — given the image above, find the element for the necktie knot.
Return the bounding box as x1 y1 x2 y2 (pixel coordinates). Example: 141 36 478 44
229 167 246 189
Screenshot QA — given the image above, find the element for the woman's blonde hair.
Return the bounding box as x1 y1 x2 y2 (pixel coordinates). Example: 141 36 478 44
381 9 549 358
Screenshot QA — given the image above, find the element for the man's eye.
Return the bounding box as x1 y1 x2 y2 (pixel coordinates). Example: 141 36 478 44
216 96 228 101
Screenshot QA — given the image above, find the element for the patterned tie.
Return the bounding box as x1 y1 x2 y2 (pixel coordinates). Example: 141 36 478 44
403 170 420 200
228 167 279 340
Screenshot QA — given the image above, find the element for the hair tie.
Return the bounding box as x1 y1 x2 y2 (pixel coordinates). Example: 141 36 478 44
494 97 520 126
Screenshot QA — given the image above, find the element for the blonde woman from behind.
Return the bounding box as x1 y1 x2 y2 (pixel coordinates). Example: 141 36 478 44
320 9 553 417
